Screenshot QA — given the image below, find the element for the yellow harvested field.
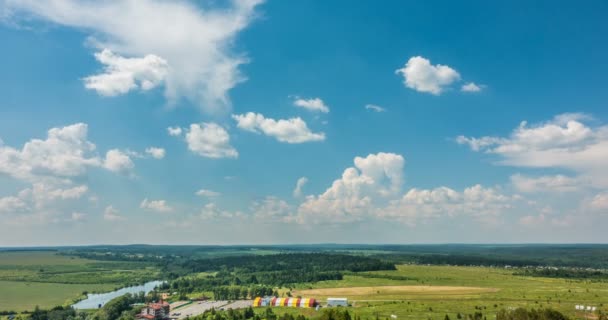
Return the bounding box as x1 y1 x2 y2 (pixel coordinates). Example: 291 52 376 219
294 285 498 297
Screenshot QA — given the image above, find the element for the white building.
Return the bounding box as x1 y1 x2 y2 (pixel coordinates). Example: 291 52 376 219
327 298 348 307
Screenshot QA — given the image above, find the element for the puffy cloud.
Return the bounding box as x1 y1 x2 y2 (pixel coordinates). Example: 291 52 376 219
0 123 101 182
251 196 292 220
0 195 27 214
103 149 134 173
232 112 325 143
200 203 242 220
167 126 182 137
395 56 460 95
461 82 483 92
293 97 330 113
103 205 124 221
589 193 608 210
196 189 221 198
296 153 404 224
380 185 514 226
365 104 386 113
457 113 608 187
145 147 165 159
184 123 238 159
510 174 586 193
27 183 88 208
70 212 87 221
84 49 168 96
140 198 172 213
3 0 263 113
293 177 308 197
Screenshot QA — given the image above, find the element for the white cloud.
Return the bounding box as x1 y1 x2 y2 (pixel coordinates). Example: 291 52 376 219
70 212 87 221
0 123 101 182
103 205 125 221
184 123 238 159
380 185 514 226
3 0 263 114
0 195 27 214
84 49 168 96
293 97 330 113
461 82 483 92
200 202 242 220
196 189 221 198
232 112 325 143
293 177 308 197
510 174 586 193
103 149 134 173
28 183 88 208
167 126 182 137
140 198 172 213
251 196 291 220
395 56 461 95
365 104 386 113
296 152 404 224
145 147 165 159
589 193 608 210
457 113 608 187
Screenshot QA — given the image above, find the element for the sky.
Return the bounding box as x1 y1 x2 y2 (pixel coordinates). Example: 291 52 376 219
0 0 607 246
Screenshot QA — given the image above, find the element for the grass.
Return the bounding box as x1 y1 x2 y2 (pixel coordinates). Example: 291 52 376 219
0 251 161 312
0 280 114 312
282 265 608 320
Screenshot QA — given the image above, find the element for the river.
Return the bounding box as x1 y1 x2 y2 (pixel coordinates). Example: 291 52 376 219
72 280 164 309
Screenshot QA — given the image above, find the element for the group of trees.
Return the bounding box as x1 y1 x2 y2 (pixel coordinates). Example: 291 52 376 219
495 308 570 320
189 306 353 320
514 268 608 280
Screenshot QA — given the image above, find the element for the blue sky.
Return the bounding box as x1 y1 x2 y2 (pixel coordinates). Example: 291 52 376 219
0 0 607 245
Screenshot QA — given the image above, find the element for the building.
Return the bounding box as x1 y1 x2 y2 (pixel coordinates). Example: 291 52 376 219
253 297 317 308
137 301 170 320
327 298 348 307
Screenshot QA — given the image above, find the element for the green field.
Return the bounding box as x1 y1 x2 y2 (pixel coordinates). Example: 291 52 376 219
282 265 608 319
0 251 159 312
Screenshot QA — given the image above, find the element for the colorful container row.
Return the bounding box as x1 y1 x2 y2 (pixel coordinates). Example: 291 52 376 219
253 297 316 308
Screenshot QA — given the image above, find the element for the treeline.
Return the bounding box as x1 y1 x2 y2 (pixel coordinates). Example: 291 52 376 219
163 253 392 289
188 306 354 320
514 268 608 280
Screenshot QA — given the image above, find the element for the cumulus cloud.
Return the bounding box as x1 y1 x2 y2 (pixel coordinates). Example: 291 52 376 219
196 189 221 198
589 193 608 210
103 205 124 221
3 0 263 113
461 82 483 92
200 202 242 220
103 149 134 173
140 198 173 213
395 56 461 95
184 123 238 159
232 112 325 143
84 49 168 96
293 97 330 113
293 177 308 197
167 126 182 137
457 113 608 187
145 147 165 159
0 123 101 182
365 104 386 113
0 195 27 214
251 196 291 220
296 153 404 224
70 212 87 221
510 174 586 193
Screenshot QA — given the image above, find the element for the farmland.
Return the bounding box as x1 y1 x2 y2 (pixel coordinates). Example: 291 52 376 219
0 251 159 311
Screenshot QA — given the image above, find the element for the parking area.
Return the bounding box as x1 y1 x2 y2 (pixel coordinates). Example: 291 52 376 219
171 300 252 319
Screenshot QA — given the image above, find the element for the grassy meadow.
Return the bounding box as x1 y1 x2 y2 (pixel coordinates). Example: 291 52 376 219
0 251 159 312
282 265 608 319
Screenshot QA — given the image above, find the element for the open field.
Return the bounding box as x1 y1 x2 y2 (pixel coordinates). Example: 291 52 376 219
0 251 160 312
0 280 114 312
294 285 499 299
284 265 608 319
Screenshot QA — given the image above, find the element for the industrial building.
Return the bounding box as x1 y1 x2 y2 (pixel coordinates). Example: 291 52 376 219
326 298 348 307
253 297 317 308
